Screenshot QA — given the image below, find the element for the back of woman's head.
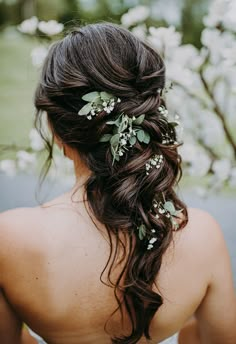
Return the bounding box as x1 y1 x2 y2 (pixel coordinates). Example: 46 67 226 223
35 22 188 344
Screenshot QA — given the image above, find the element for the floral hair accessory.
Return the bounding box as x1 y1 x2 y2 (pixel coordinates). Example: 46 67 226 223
137 226 158 250
152 197 182 230
145 154 164 175
100 113 150 164
137 194 183 250
158 105 169 117
78 91 121 120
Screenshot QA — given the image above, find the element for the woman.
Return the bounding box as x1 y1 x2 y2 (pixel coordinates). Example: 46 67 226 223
0 23 235 344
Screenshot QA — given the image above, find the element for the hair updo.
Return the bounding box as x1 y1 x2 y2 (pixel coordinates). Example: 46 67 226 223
35 22 188 344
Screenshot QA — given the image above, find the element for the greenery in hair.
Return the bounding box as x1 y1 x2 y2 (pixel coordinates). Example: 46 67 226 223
100 113 150 164
78 91 120 120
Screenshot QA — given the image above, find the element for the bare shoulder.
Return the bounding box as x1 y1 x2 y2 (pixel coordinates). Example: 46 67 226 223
182 207 226 251
0 206 40 232
172 207 229 280
0 207 43 258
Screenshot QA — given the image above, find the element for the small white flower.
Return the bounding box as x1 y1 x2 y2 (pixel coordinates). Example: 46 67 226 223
147 244 153 250
87 115 92 120
38 20 64 36
159 208 165 214
18 16 38 35
148 26 182 57
149 237 157 245
121 5 150 28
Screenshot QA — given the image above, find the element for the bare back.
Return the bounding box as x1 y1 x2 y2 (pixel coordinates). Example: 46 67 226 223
0 190 236 344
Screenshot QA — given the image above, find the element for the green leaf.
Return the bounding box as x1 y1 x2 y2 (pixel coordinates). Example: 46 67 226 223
119 119 128 133
138 224 146 240
78 103 92 116
110 134 120 147
99 134 112 142
169 121 179 128
129 136 137 146
163 201 176 215
143 132 150 144
107 118 121 127
100 91 113 101
82 91 100 102
133 114 145 125
137 130 145 142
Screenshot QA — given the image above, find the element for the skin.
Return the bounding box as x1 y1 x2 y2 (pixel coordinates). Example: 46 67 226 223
0 147 236 344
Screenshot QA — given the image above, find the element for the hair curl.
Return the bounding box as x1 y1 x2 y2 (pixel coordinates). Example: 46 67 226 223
34 23 188 344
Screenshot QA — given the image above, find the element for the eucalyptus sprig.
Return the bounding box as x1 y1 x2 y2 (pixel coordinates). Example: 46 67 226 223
100 113 150 164
163 200 183 230
78 91 120 120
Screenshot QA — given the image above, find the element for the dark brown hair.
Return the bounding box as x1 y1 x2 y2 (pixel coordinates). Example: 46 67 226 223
35 22 188 343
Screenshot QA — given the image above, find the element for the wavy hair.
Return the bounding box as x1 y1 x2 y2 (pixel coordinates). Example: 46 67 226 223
34 23 188 344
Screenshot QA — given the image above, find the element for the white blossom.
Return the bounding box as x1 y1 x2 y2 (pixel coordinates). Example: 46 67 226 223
201 28 235 64
31 46 48 67
38 20 64 36
29 128 45 151
223 1 236 31
222 43 236 66
18 16 38 35
148 26 181 57
0 159 17 177
131 24 147 40
203 0 226 28
170 44 204 71
121 6 150 28
204 0 236 31
197 110 224 147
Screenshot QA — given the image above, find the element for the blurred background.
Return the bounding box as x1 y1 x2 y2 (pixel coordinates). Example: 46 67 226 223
0 0 235 284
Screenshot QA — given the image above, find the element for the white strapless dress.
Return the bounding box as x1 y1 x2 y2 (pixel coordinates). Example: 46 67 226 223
29 329 178 344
